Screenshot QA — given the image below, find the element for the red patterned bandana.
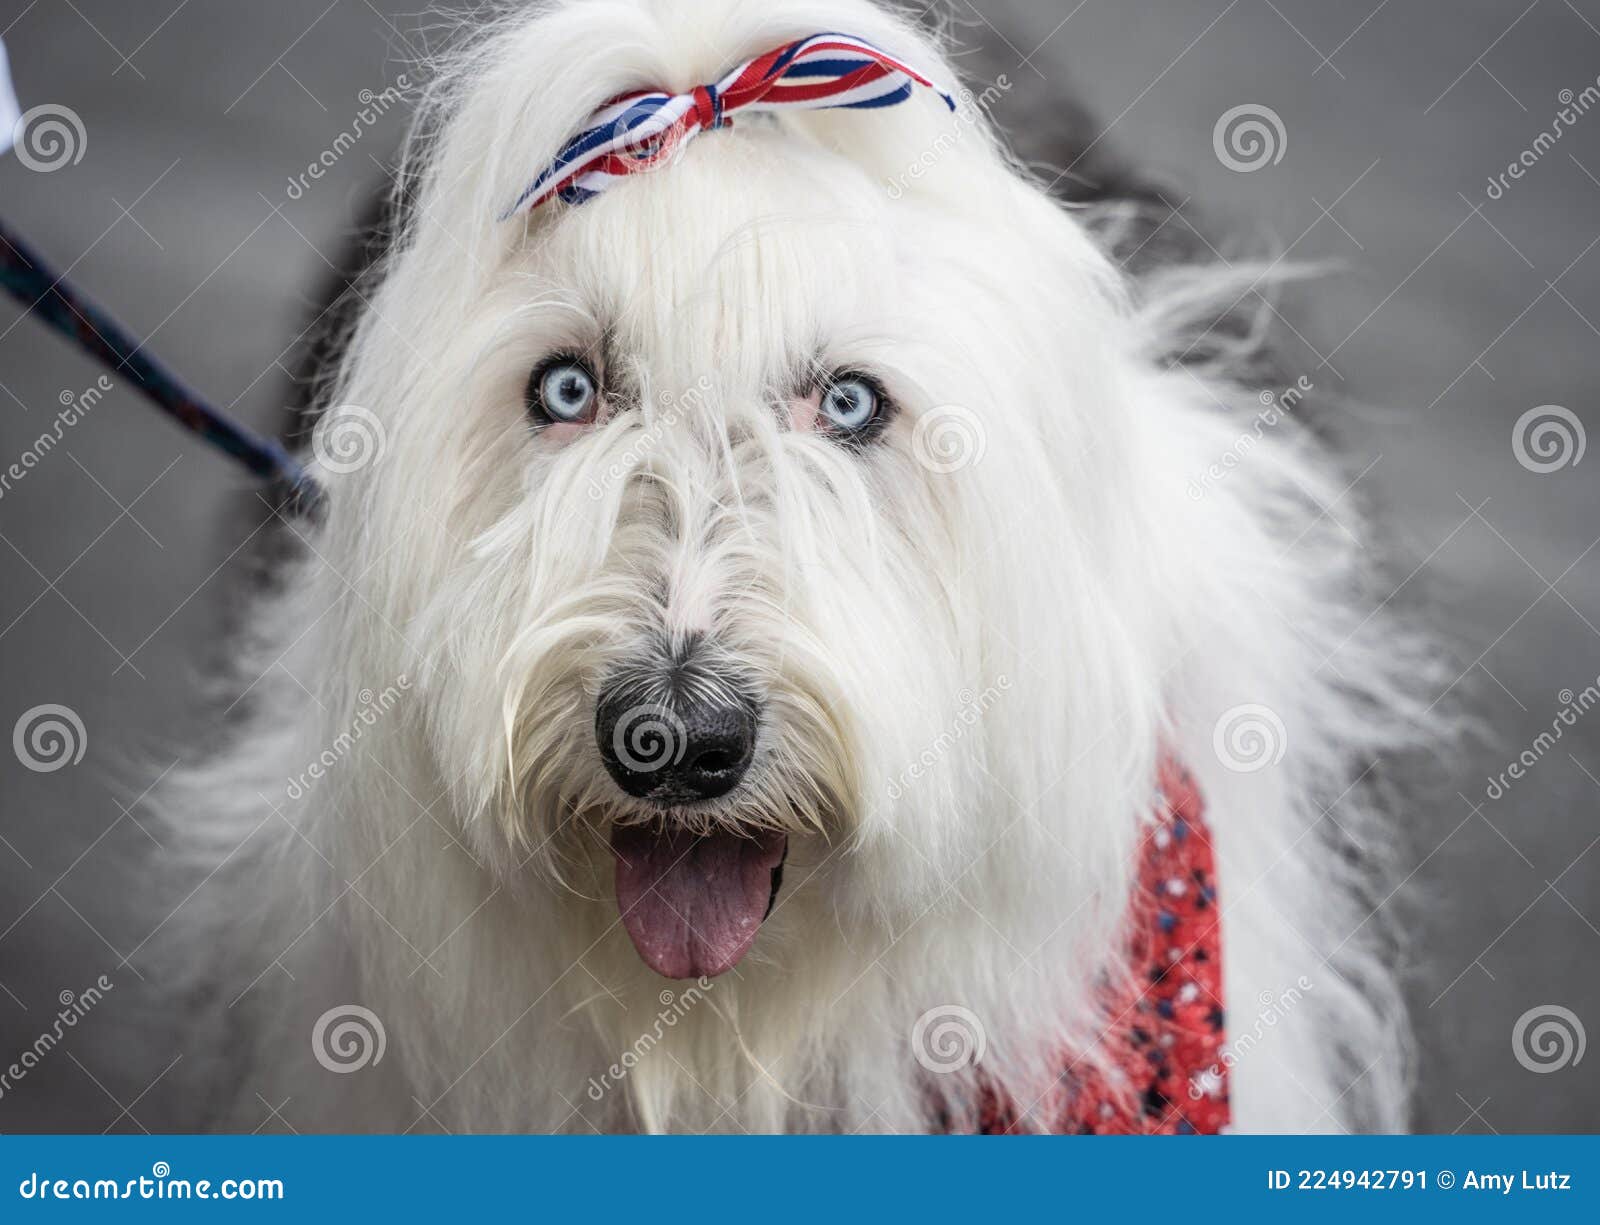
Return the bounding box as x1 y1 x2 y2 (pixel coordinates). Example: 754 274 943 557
976 757 1230 1134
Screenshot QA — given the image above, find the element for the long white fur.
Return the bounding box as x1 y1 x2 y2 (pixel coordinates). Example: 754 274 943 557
149 0 1436 1133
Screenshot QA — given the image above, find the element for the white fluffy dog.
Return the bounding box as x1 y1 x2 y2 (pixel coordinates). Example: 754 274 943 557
157 0 1433 1133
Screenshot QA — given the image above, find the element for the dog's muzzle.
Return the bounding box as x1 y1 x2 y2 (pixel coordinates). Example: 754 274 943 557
594 665 784 979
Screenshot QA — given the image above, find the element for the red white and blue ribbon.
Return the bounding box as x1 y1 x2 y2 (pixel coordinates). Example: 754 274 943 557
503 31 957 218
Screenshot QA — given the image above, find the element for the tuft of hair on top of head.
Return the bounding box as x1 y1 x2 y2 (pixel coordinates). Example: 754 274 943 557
374 1 1006 262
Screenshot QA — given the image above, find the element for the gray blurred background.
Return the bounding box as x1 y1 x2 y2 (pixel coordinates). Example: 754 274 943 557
0 0 1596 1133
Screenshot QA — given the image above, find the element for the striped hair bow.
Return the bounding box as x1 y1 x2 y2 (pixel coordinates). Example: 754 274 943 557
503 31 956 218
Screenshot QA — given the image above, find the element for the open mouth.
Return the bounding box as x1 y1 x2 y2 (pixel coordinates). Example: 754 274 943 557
610 823 788 980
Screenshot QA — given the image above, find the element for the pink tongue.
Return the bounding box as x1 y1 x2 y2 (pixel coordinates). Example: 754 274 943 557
611 825 787 980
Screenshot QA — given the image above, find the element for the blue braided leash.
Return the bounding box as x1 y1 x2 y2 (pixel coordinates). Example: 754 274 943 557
0 215 322 513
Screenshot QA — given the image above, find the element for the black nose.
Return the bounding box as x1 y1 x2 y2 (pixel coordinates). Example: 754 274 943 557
596 682 759 802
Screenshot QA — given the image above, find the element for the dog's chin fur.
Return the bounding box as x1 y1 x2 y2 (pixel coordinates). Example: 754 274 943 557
143 0 1442 1133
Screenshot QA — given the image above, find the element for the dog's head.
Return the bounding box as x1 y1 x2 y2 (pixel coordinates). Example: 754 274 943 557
313 0 1161 983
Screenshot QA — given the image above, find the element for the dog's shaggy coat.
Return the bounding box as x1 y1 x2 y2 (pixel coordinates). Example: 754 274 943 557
151 0 1436 1133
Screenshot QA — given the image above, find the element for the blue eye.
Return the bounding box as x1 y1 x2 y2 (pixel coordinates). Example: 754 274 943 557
529 357 599 424
819 374 884 434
